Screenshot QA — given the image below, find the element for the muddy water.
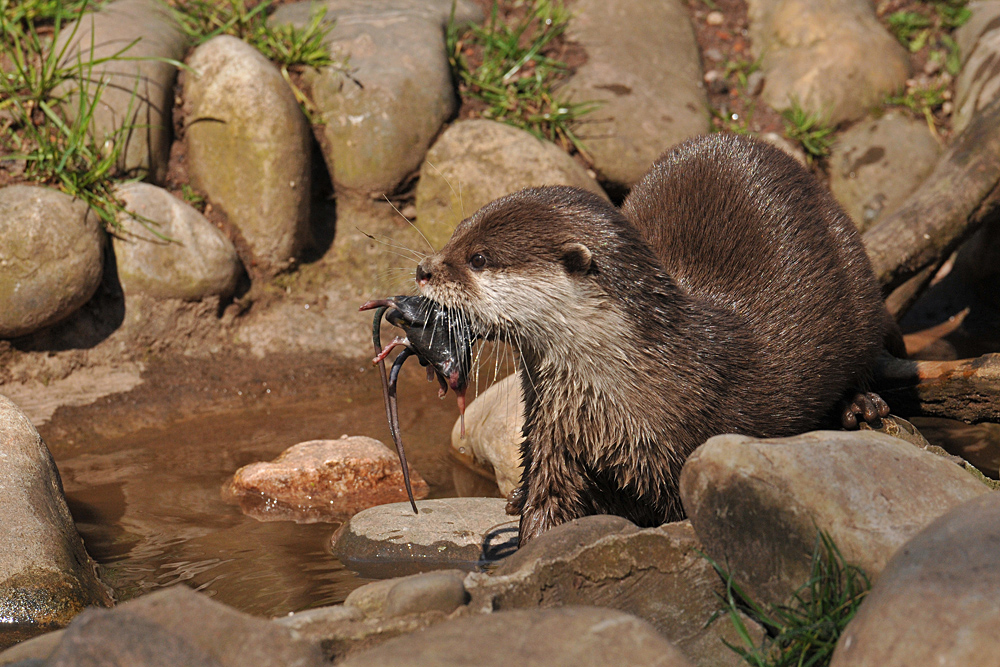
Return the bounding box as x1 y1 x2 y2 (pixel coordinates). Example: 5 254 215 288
39 356 477 618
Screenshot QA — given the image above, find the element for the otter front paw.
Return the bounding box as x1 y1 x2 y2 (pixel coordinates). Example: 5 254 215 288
841 391 890 429
505 486 526 516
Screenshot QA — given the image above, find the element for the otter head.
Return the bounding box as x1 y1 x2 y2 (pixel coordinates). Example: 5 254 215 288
415 186 645 357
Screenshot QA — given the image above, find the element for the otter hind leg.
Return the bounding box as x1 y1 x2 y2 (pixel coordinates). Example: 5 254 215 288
840 391 891 429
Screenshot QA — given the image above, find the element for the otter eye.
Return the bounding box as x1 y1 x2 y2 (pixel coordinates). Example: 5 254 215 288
469 253 487 270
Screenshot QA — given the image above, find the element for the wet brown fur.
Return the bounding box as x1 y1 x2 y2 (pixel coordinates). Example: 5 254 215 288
416 134 895 545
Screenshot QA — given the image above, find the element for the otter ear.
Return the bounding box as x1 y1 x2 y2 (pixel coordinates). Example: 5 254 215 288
561 242 593 274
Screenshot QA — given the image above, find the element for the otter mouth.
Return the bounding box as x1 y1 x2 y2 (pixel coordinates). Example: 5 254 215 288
359 296 478 513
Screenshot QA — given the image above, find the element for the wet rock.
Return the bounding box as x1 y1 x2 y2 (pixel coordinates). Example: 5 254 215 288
831 493 1000 667
467 516 756 667
0 186 104 339
226 436 428 523
33 586 326 667
271 0 483 194
829 112 942 231
331 498 517 577
414 120 607 248
184 35 311 272
561 0 708 186
680 430 992 605
337 606 695 667
55 0 185 183
451 373 523 497
0 394 112 649
954 4 1000 133
112 183 243 301
748 0 910 124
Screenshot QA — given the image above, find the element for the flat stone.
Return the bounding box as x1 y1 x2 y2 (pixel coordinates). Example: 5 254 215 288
271 0 483 194
561 0 708 186
829 112 942 231
337 606 695 667
467 516 757 667
415 120 607 248
226 436 428 523
451 374 523 497
55 0 185 182
113 183 243 300
184 35 311 272
679 430 992 605
831 493 1000 667
331 498 517 578
749 0 910 124
0 186 104 339
0 394 112 649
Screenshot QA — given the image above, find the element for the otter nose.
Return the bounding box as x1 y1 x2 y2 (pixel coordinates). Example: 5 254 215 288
416 262 432 285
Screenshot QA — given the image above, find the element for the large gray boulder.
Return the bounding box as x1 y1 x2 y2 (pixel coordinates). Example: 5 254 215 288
561 0 708 186
954 2 1000 133
338 606 694 667
829 112 942 231
0 186 104 339
113 182 242 300
0 394 112 649
748 0 910 124
831 492 1000 667
331 498 517 577
466 516 757 667
415 120 607 249
56 0 186 183
184 35 312 272
271 0 483 194
680 430 992 605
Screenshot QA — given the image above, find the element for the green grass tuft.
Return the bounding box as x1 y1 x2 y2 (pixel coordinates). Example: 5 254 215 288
781 99 834 162
707 532 871 667
446 0 598 156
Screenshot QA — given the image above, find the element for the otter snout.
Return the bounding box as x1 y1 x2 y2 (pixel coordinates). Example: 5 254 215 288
416 261 432 286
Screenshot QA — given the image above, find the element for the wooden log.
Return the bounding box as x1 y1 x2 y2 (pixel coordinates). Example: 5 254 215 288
875 354 1000 423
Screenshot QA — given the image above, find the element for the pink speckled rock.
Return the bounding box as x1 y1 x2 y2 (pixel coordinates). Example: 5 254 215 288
226 436 428 523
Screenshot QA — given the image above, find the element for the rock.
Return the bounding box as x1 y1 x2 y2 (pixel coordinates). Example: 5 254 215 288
225 436 428 523
337 606 695 667
55 0 185 182
467 516 757 667
679 430 992 605
271 0 483 194
954 3 1000 133
0 186 104 339
383 570 469 618
34 586 326 666
331 498 517 577
451 374 523 497
829 112 942 231
415 120 608 248
830 493 1000 667
755 131 807 164
112 183 243 300
0 394 112 649
43 608 222 667
0 628 64 665
561 0 708 186
184 35 311 272
748 0 910 125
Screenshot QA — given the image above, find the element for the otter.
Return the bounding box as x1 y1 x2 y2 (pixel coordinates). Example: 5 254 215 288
414 133 898 545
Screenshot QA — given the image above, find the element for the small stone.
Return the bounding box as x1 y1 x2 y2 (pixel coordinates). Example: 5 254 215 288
703 47 724 61
745 69 765 96
226 436 429 523
706 10 725 24
383 570 469 617
332 498 517 578
0 186 104 339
